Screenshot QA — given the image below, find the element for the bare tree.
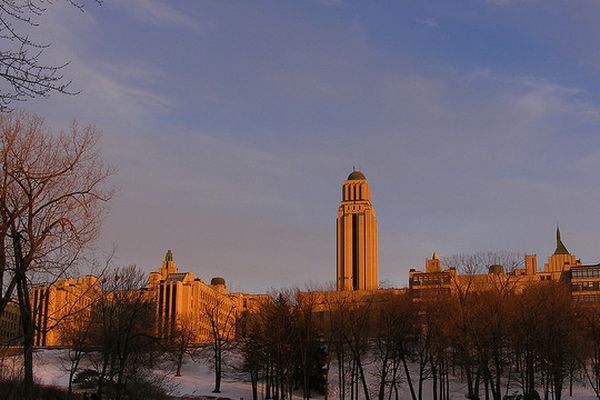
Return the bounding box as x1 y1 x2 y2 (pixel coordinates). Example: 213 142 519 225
372 292 420 400
0 0 101 110
0 111 113 398
89 265 157 400
443 251 524 298
294 289 327 400
507 282 579 400
534 283 578 400
262 290 296 400
203 294 237 393
168 315 197 377
58 283 100 395
235 309 267 400
323 292 350 400
578 304 600 399
341 294 373 400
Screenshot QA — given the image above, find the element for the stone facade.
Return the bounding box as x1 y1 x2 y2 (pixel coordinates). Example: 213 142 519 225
408 227 592 300
30 275 99 347
0 300 21 345
28 250 268 347
336 170 378 291
146 250 238 343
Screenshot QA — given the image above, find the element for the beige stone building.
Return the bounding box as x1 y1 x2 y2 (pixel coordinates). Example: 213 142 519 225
408 227 586 300
336 169 378 291
28 250 268 348
298 287 406 334
30 275 99 347
146 250 269 344
147 250 238 343
0 300 21 345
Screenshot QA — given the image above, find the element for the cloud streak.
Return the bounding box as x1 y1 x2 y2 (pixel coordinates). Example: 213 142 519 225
116 0 205 32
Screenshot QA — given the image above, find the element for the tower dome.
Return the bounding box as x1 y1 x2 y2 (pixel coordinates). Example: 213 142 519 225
210 277 226 286
347 170 366 180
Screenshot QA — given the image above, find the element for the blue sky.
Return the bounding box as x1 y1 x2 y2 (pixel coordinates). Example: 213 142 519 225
23 0 600 292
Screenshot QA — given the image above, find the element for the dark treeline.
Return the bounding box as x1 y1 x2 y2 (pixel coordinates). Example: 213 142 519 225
236 283 600 400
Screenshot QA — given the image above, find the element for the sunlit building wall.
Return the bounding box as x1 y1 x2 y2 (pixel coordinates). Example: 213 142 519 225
30 275 99 347
408 227 588 300
336 170 378 291
147 250 238 343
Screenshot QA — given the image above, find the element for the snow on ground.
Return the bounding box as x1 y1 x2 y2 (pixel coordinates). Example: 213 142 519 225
25 349 254 399
168 355 253 399
3 349 600 399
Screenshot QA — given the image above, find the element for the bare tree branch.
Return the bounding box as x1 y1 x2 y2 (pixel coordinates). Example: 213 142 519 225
0 0 101 111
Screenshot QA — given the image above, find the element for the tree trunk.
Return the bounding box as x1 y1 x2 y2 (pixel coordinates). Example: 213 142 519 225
213 343 222 392
17 271 34 400
68 355 82 395
401 353 418 400
357 356 370 400
251 368 259 400
116 356 128 400
378 349 390 400
431 356 438 400
176 350 184 377
338 347 345 400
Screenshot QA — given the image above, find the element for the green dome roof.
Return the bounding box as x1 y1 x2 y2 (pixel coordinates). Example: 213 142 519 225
211 277 226 286
347 170 366 180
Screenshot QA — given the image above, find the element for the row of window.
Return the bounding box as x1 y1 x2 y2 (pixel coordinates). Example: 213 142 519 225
411 275 451 286
0 320 18 330
574 294 600 302
0 329 19 338
572 268 600 279
343 183 364 201
410 288 452 298
1 311 18 321
572 281 600 292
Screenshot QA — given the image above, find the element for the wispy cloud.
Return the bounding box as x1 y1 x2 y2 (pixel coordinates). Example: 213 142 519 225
318 0 344 8
464 69 600 123
117 0 205 32
416 17 439 29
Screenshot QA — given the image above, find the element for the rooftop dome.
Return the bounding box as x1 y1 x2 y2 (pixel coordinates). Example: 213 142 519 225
347 170 366 180
211 277 226 286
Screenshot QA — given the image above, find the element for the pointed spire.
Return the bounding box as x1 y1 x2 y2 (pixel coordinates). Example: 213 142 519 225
553 226 570 255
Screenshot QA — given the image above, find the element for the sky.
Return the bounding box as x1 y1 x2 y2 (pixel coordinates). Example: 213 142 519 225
20 0 600 293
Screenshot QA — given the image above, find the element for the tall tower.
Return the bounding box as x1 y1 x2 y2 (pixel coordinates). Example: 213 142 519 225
336 169 378 291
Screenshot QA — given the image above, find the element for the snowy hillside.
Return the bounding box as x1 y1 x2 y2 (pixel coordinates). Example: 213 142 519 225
3 349 600 400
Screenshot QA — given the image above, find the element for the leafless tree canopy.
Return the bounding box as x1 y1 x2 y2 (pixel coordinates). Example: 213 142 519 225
0 110 113 310
443 251 523 276
0 0 100 111
0 110 113 398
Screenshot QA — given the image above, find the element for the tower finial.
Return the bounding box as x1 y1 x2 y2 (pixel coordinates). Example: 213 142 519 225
553 225 569 255
165 249 173 262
